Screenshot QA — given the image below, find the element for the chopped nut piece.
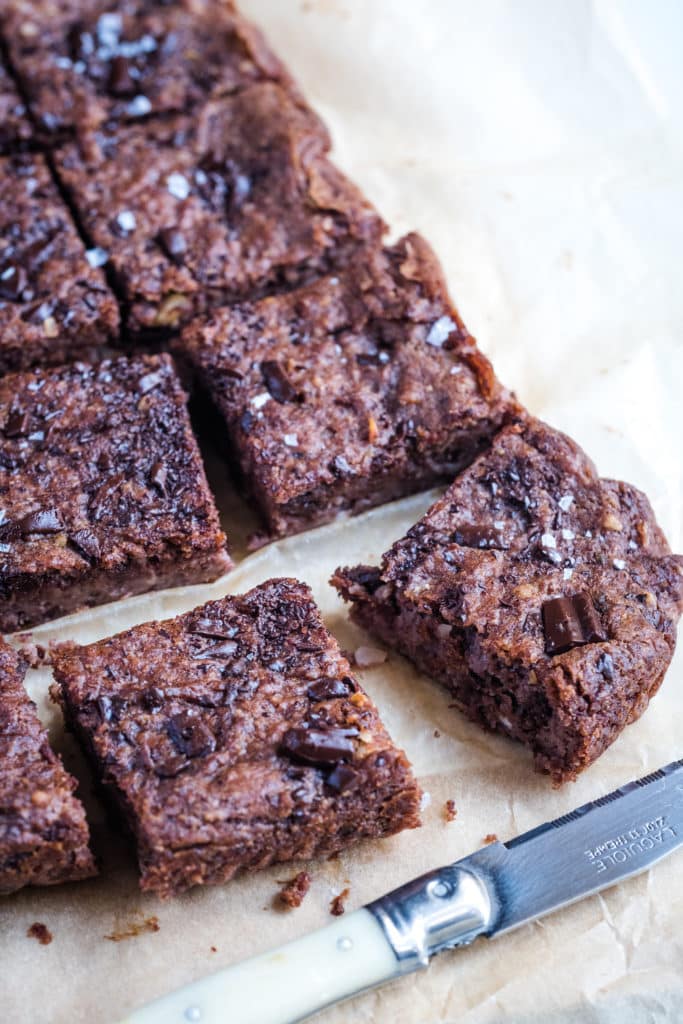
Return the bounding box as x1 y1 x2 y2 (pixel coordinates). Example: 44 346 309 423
602 512 622 532
366 415 379 443
42 317 59 338
155 293 191 327
483 833 498 845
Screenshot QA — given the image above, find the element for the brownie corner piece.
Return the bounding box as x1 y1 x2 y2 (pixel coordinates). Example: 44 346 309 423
333 415 683 783
0 354 231 632
51 578 421 898
178 231 517 537
0 639 96 894
0 151 119 374
5 0 321 137
53 80 382 334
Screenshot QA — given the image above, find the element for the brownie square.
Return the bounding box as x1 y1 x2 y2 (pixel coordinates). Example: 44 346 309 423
178 233 517 538
52 81 382 333
334 416 683 783
0 152 120 374
52 578 422 897
0 58 33 153
4 0 321 138
0 354 231 632
0 639 96 893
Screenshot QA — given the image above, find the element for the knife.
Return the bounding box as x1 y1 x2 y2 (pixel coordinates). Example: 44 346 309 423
122 758 683 1024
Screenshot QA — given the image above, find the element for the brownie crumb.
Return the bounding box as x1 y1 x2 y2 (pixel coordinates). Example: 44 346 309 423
276 871 311 910
433 729 441 738
483 833 498 845
27 922 52 945
105 915 160 942
17 643 49 669
443 800 457 822
210 946 217 953
330 887 350 916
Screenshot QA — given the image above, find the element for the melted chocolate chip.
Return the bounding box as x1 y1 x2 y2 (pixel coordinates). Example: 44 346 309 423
453 524 505 549
191 640 238 660
280 726 358 767
20 509 64 535
326 762 360 793
69 528 101 561
189 619 237 640
0 265 28 301
261 360 297 404
108 55 136 96
167 713 215 758
3 409 30 437
307 677 355 701
149 460 168 495
158 228 187 265
542 592 606 656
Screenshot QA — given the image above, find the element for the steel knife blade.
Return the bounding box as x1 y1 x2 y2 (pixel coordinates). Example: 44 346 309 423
122 759 683 1024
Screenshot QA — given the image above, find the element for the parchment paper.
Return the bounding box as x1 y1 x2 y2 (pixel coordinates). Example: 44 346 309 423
2 2 682 1021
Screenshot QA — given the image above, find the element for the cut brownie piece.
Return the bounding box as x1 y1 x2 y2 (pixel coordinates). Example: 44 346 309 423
52 82 383 334
0 354 231 632
0 58 33 153
0 639 96 894
333 416 683 783
4 0 322 138
178 233 517 538
51 578 422 898
0 153 119 374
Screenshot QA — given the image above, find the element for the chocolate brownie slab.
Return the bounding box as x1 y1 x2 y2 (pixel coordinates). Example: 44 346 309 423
52 82 382 334
334 416 683 783
0 640 96 894
178 233 517 537
0 153 119 374
52 578 422 898
0 354 231 632
0 58 33 153
4 0 322 138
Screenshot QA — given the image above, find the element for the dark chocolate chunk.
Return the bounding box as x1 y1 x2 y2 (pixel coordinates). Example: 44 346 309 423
261 360 297 404
4 409 30 438
326 762 360 793
542 592 606 656
453 524 506 549
280 726 358 766
188 619 237 640
307 677 355 701
0 265 28 302
69 528 102 561
20 509 64 535
191 640 238 660
167 713 216 759
158 229 187 265
108 56 136 97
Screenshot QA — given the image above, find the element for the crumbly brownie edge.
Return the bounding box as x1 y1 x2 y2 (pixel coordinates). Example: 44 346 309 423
0 646 96 893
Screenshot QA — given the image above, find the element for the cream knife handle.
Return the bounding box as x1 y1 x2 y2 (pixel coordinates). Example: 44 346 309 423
121 909 401 1024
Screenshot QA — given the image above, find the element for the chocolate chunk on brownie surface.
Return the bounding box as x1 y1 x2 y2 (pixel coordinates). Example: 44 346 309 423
52 578 422 898
52 82 382 334
0 153 119 373
0 59 33 153
0 640 96 894
333 416 683 783
4 0 321 138
0 354 230 632
178 233 516 537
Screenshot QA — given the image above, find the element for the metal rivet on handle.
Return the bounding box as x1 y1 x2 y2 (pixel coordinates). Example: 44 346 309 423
184 1007 202 1022
337 936 353 952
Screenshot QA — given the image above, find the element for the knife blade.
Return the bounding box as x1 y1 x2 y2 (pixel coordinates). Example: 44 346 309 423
121 759 683 1024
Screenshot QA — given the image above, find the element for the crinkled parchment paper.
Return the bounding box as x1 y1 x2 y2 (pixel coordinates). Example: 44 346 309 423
2 2 682 1021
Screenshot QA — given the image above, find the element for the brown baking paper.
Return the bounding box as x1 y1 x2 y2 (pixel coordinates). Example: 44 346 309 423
2 1 682 1021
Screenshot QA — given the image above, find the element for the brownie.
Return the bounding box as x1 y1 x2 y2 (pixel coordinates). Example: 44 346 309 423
0 639 96 894
177 233 516 538
0 58 33 152
51 578 422 898
0 152 120 374
4 0 322 138
333 416 683 783
52 81 382 334
0 354 231 632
